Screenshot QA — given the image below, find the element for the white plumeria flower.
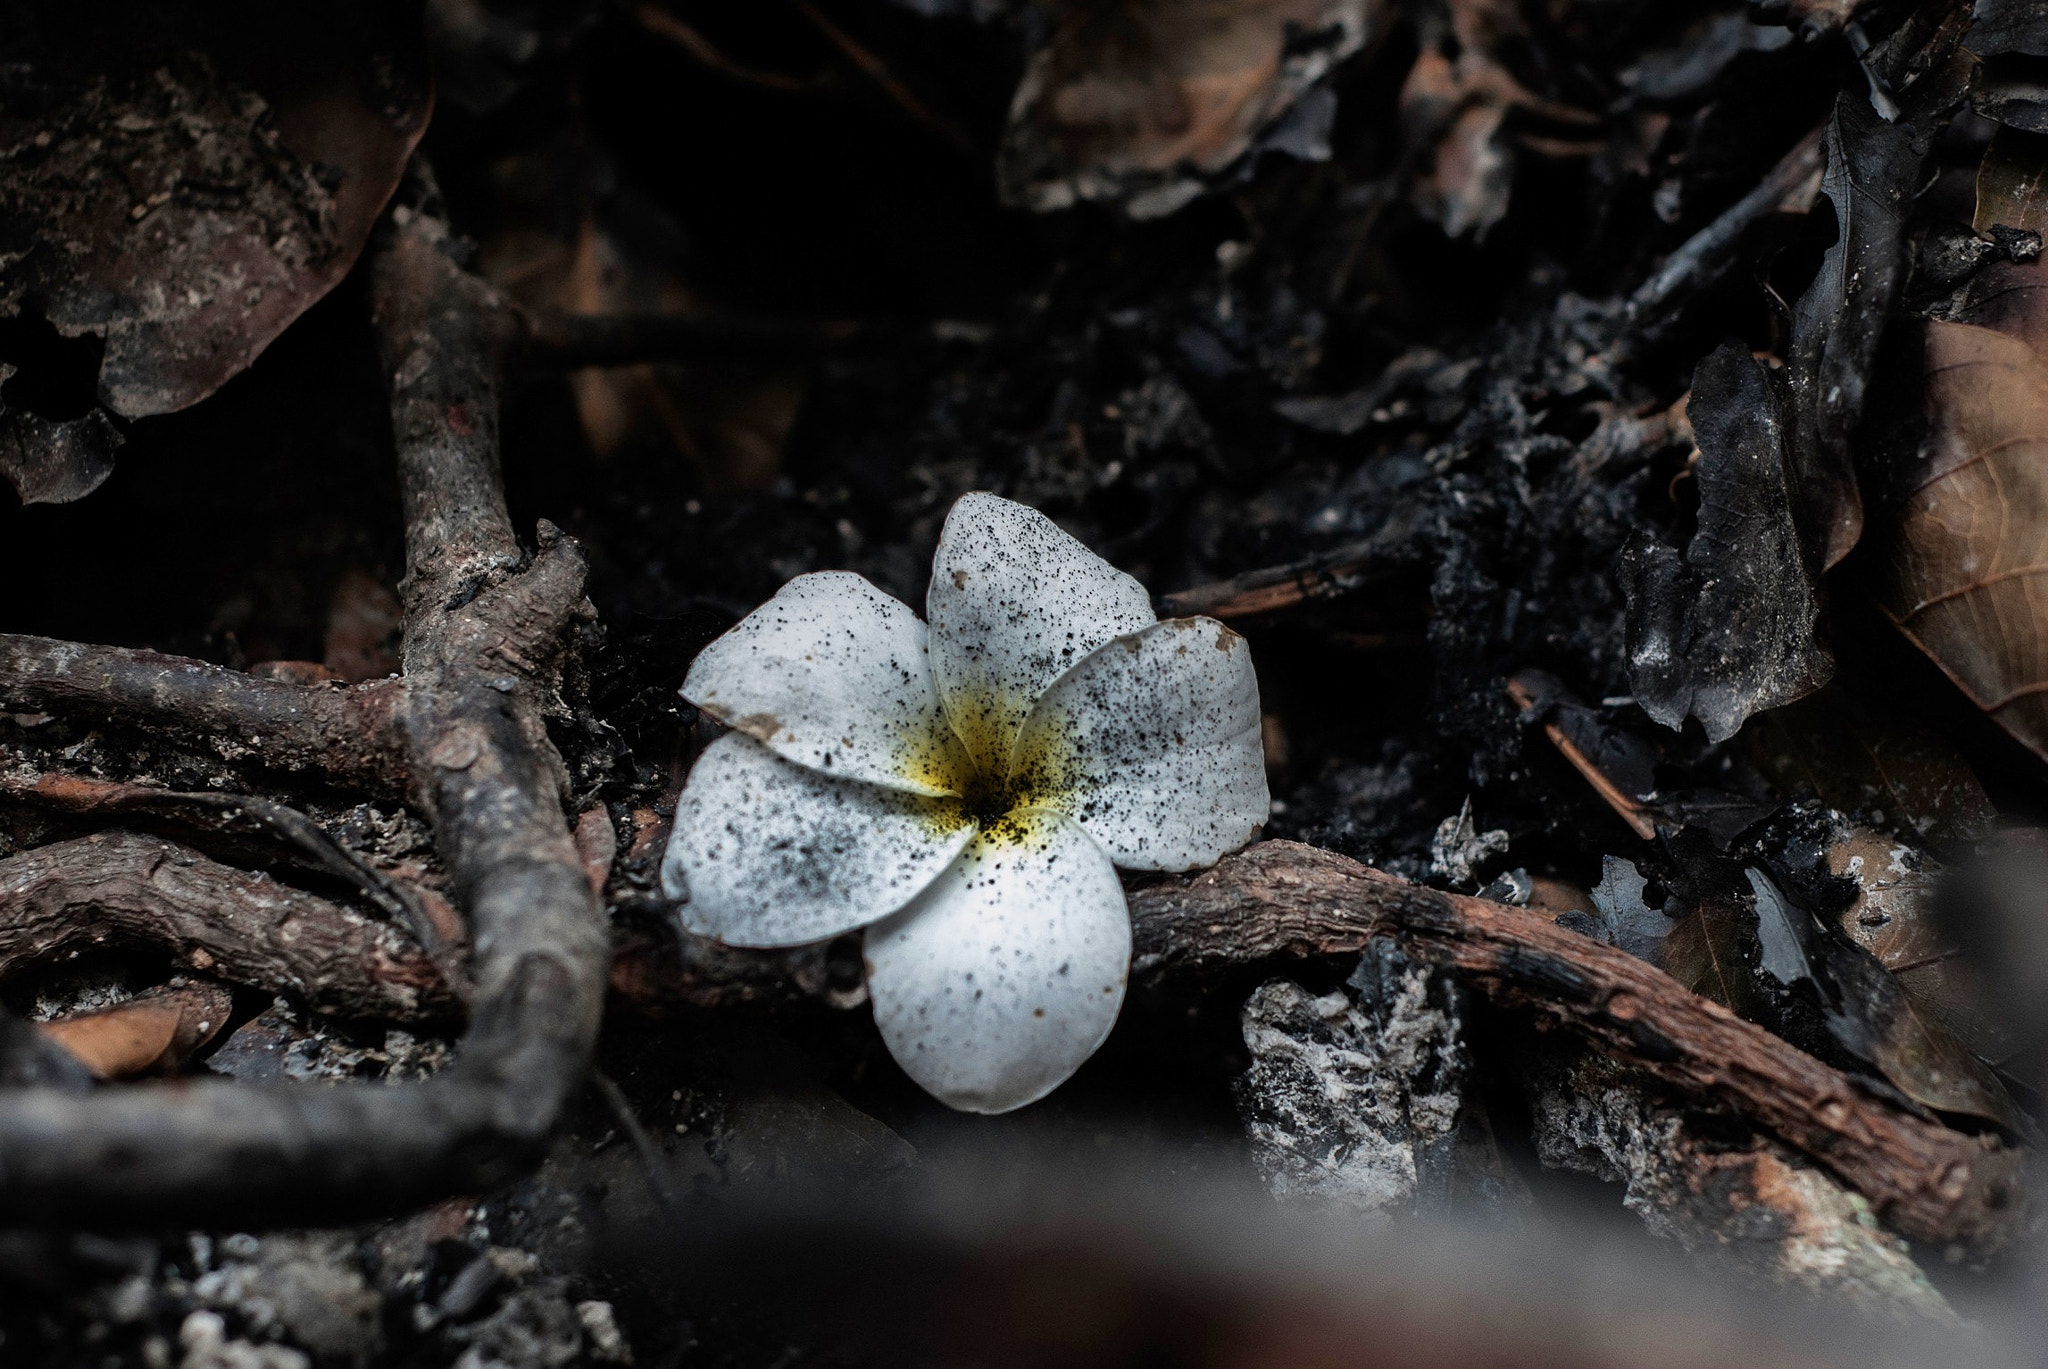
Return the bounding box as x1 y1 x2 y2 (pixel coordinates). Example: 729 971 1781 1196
662 492 1268 1112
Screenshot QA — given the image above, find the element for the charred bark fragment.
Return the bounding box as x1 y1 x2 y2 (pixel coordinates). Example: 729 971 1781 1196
0 208 607 1227
1528 1054 1957 1323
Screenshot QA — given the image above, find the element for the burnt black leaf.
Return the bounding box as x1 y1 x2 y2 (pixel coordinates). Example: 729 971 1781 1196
1782 26 1972 572
1589 856 1672 964
1967 20 2048 146
1811 924 2031 1135
0 401 121 507
1747 868 1816 988
1966 0 2048 64
1737 809 2028 1132
1620 343 1832 743
1974 56 2048 135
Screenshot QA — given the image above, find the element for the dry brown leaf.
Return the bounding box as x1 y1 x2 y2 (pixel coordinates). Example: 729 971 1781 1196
1398 0 1599 239
0 4 430 504
999 0 1379 218
1875 258 2048 760
38 981 234 1079
1817 828 2026 1133
1828 827 2013 1065
1662 891 1767 1023
1745 689 1996 843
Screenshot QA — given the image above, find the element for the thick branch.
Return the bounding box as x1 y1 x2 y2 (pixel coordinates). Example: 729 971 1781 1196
597 840 2022 1253
0 635 404 794
608 924 861 1016
1128 842 2025 1257
0 832 454 1023
372 209 523 616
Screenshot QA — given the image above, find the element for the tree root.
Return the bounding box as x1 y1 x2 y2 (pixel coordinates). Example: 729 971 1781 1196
0 636 406 795
0 207 606 1227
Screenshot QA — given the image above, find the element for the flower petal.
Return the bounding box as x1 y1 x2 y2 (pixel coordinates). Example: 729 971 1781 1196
864 811 1129 1113
927 493 1155 775
663 732 975 948
1013 616 1267 871
684 570 967 796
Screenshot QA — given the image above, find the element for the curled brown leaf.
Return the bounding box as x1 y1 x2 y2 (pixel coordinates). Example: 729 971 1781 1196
38 981 234 1080
998 0 1380 218
1876 267 2048 760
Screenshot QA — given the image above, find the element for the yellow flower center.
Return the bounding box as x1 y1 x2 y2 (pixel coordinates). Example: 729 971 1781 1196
896 688 1071 848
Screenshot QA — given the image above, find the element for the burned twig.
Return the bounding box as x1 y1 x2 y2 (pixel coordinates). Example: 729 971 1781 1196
1625 123 1827 327
634 3 836 95
792 0 976 159
0 206 607 1226
1504 675 1657 839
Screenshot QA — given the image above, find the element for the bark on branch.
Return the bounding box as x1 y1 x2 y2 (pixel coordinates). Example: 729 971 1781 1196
0 832 454 1023
0 770 468 992
0 635 405 795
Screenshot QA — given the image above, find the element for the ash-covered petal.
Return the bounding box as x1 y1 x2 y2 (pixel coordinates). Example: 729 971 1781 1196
664 732 974 948
685 571 968 796
864 812 1129 1113
1014 616 1266 871
927 493 1155 775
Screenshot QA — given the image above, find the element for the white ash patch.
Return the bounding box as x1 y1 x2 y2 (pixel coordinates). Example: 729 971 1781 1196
1235 951 1466 1220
